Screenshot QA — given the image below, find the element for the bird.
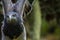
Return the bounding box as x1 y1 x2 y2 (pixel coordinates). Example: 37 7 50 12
0 0 33 39
1 12 26 40
3 12 24 39
1 0 33 40
1 0 31 40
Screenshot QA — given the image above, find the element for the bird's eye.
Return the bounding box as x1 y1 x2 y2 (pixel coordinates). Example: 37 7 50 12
12 14 16 17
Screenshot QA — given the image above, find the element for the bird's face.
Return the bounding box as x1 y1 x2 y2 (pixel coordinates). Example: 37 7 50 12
5 12 20 23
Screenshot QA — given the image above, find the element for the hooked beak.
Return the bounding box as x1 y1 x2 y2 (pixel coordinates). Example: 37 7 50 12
7 15 17 23
9 15 12 21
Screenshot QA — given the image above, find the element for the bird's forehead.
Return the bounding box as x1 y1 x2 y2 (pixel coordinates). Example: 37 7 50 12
6 12 18 15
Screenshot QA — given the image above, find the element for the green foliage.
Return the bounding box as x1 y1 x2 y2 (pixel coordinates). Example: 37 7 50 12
41 19 49 36
32 0 41 40
55 28 60 35
40 0 60 37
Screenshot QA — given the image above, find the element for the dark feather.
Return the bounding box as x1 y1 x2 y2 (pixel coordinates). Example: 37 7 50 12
3 22 23 39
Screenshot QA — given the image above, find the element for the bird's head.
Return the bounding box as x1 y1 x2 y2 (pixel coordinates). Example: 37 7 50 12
5 12 21 24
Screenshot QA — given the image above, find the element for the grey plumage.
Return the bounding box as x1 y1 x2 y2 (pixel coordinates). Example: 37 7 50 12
1 0 33 40
1 0 27 40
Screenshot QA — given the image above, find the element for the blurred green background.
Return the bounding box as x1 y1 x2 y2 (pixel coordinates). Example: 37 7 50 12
0 0 60 40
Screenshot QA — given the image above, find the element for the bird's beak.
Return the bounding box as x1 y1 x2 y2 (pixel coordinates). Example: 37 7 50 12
9 15 12 21
7 15 17 23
